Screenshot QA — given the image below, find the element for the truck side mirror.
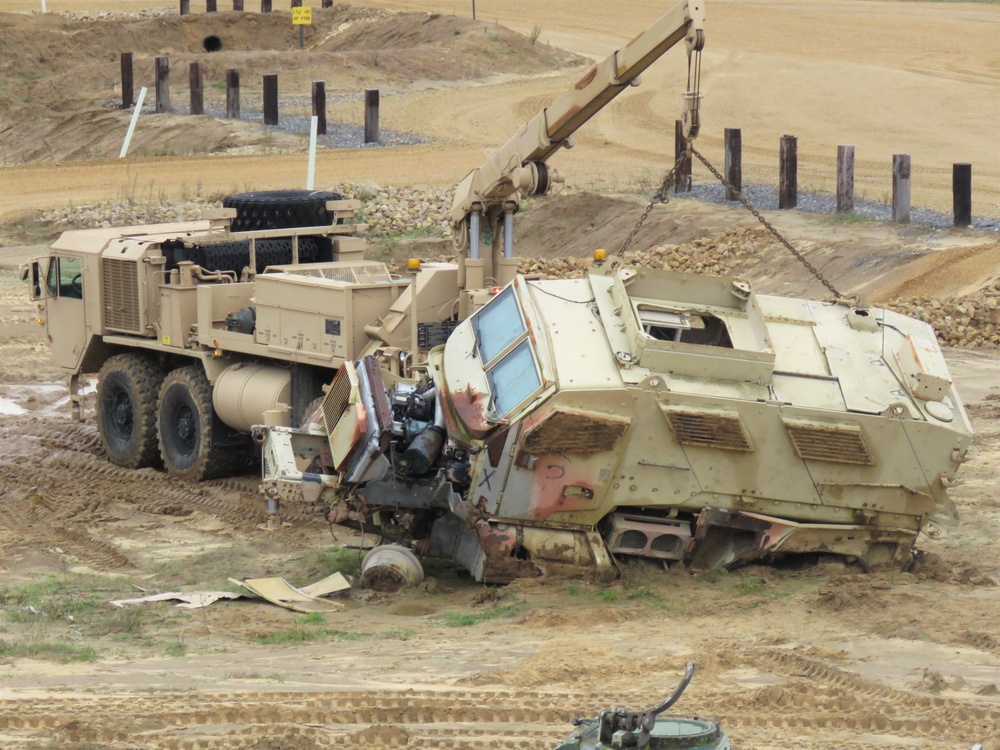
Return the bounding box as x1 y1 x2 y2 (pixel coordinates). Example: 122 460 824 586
23 261 44 300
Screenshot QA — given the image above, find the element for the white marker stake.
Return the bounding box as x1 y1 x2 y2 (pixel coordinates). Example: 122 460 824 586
41 0 47 12
306 115 318 190
119 86 147 159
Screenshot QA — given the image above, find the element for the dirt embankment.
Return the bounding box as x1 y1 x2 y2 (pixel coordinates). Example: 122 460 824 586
0 6 582 164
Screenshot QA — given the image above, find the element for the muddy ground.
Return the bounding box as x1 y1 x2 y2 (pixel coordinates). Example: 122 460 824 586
0 0 999 747
3 200 1000 749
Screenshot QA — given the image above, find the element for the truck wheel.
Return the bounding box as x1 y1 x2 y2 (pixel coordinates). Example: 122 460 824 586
223 190 342 233
157 366 237 481
96 353 164 469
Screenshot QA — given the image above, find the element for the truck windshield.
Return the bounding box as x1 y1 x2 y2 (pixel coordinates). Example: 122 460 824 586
469 285 542 418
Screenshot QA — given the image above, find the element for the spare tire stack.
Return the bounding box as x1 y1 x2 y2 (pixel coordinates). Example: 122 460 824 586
223 190 343 232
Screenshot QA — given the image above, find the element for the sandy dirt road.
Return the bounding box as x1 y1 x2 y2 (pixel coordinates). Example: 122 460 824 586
2 0 998 221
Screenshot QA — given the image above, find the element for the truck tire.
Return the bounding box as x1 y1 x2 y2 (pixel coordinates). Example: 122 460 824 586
223 190 341 233
96 353 164 469
157 366 240 481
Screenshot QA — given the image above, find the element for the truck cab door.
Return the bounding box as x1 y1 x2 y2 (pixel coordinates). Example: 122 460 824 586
42 255 88 371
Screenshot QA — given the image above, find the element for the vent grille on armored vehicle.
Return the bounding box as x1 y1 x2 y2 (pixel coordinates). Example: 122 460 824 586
522 408 631 454
101 258 141 334
783 419 875 465
661 406 753 452
289 263 392 285
321 365 354 437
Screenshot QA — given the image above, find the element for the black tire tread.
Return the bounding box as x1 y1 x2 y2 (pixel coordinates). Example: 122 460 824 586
157 366 240 482
96 353 163 470
223 190 341 233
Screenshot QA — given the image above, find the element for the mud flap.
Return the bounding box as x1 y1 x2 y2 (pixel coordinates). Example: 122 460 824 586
686 508 918 570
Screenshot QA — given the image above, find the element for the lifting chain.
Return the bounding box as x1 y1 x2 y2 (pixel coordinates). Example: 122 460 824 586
617 148 691 257
618 143 849 301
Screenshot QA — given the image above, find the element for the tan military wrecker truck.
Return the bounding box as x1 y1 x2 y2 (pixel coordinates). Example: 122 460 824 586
26 0 973 582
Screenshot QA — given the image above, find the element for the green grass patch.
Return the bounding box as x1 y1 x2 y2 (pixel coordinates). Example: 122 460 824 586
444 604 518 628
315 546 364 578
597 588 619 603
164 641 188 658
251 615 366 646
383 628 417 640
0 640 97 663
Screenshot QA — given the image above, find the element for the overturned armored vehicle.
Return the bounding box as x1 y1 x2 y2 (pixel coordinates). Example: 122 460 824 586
257 0 971 581
263 261 972 582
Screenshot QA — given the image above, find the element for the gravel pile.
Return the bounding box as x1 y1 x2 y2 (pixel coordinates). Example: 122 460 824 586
23 185 999 349
511 227 773 279
36 199 213 229
338 183 453 237
886 294 1000 348
683 183 1000 232
56 8 176 21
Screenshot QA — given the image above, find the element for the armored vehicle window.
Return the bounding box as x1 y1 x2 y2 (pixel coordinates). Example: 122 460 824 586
487 339 542 417
473 287 524 363
46 256 83 300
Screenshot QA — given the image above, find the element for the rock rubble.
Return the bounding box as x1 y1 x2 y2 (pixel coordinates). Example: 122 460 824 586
23 186 999 349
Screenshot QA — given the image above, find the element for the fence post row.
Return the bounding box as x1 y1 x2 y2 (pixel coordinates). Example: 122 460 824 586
778 134 797 210
892 154 911 224
263 74 279 126
724 127 741 201
120 52 133 110
364 88 380 144
312 81 327 136
836 145 854 213
226 69 240 119
189 62 204 115
155 56 171 114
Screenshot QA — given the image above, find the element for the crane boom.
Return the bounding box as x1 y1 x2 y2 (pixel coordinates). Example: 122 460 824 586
450 0 706 279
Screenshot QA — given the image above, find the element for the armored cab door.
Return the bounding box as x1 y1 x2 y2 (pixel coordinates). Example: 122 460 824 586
43 255 88 371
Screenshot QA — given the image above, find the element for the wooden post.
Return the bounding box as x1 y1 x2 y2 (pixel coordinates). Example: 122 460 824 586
321 0 332 6
836 145 855 212
892 153 911 224
312 81 327 136
155 56 171 114
472 0 476 20
364 88 380 144
290 0 301 6
953 163 972 228
778 134 797 209
261 0 271 12
120 52 134 110
263 74 279 126
206 0 217 11
724 127 741 200
189 62 204 115
179 0 190 14
233 0 244 9
226 69 240 119
673 120 692 193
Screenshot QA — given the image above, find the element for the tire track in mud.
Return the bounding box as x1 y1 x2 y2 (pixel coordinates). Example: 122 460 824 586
0 415 272 571
0 678 990 749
